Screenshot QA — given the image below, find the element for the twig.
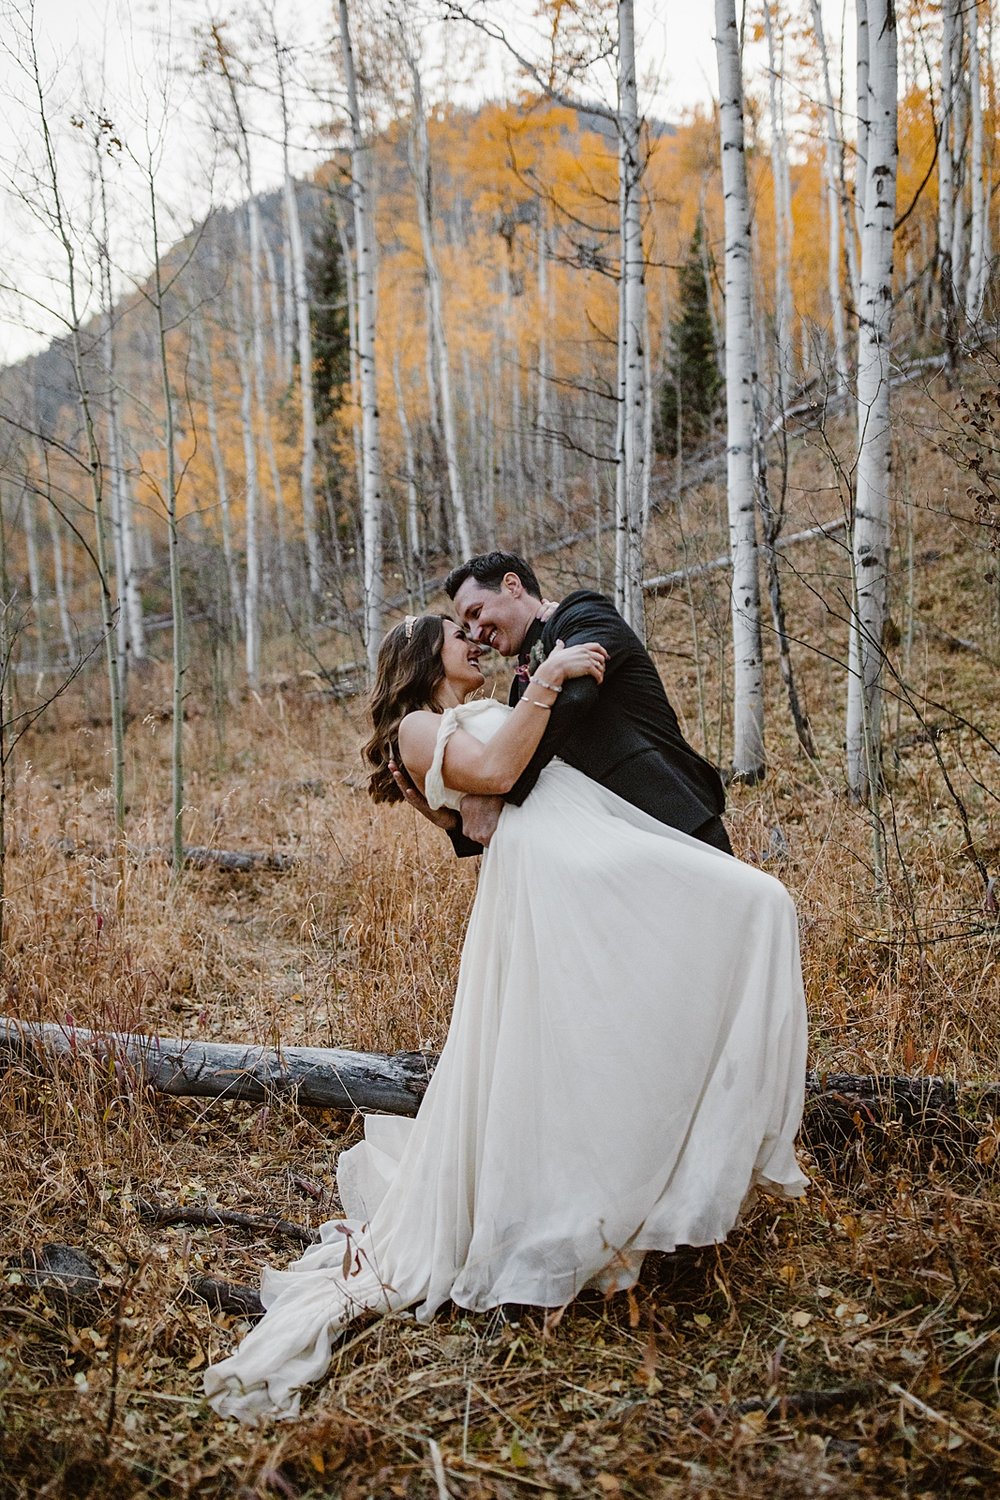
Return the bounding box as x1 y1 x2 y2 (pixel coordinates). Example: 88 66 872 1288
701 1381 878 1425
136 1198 317 1245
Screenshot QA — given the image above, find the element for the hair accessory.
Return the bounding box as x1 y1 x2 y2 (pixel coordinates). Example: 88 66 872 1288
404 615 418 640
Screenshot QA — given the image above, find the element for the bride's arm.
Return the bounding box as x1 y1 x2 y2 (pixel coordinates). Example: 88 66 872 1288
398 641 607 797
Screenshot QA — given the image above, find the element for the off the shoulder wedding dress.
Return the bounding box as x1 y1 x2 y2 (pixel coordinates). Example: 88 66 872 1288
205 700 807 1423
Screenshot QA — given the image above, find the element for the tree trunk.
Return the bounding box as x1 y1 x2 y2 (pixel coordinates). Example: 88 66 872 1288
232 280 261 687
809 0 851 392
283 169 321 598
715 0 765 781
938 0 960 363
404 36 473 559
338 0 383 673
845 0 898 804
965 0 987 324
148 172 186 875
614 0 647 639
855 0 870 239
762 4 795 398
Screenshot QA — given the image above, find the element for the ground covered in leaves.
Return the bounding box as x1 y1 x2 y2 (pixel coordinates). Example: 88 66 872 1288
2 384 999 1495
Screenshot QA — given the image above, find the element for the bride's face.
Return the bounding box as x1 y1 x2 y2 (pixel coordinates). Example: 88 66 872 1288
439 621 485 697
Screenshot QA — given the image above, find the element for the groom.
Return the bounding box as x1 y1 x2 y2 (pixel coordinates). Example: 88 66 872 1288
394 550 731 855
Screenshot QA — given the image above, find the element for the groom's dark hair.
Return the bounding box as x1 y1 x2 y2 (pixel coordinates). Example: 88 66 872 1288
444 551 542 601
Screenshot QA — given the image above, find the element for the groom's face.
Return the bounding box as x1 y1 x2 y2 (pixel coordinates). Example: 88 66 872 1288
452 573 539 659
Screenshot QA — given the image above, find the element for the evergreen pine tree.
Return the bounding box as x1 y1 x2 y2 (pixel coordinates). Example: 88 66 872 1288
307 193 352 533
308 193 351 429
659 220 722 458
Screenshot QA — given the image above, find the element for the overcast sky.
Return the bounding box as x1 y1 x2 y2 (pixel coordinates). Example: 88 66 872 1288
0 0 843 368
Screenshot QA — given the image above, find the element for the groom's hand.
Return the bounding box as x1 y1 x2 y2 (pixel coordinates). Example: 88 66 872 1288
460 794 504 846
388 758 461 832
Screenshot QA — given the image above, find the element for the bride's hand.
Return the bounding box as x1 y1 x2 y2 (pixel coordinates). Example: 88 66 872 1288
534 639 608 689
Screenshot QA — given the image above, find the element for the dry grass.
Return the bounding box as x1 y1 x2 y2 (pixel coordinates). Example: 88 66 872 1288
1 383 999 1497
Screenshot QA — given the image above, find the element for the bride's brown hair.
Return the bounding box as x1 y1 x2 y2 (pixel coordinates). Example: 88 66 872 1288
363 614 451 803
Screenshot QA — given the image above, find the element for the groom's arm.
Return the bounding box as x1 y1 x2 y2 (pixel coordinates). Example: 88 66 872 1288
504 599 633 806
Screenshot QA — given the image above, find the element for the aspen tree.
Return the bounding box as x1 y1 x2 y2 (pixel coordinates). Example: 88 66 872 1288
143 158 186 872
231 276 261 686
21 19 128 907
938 0 962 360
399 22 473 559
846 0 898 805
206 26 264 681
966 0 988 324
275 37 321 599
614 0 647 639
94 129 145 673
762 3 795 396
715 0 765 781
809 0 852 390
338 0 383 672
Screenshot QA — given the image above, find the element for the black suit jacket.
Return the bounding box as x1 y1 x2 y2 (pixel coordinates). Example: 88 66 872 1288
451 590 725 855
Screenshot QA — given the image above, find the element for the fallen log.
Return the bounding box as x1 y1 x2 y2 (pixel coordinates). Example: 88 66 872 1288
3 1020 999 1130
0 1020 431 1116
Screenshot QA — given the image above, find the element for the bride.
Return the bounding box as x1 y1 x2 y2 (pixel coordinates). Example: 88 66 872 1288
204 613 808 1424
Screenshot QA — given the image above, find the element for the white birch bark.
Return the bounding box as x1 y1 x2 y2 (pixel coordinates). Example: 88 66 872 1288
855 0 870 240
338 0 383 673
948 10 968 299
535 202 551 530
614 0 647 639
966 0 987 323
846 0 898 801
96 150 145 668
232 278 260 687
763 3 795 396
938 0 959 342
809 0 851 391
715 0 765 780
403 35 472 558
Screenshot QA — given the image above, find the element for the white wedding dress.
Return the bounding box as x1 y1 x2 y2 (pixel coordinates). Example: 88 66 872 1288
205 700 808 1423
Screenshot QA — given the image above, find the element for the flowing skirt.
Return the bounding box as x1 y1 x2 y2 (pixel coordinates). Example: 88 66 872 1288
204 761 807 1423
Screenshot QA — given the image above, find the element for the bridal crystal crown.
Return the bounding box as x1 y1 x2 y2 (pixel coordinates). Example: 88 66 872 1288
404 615 418 640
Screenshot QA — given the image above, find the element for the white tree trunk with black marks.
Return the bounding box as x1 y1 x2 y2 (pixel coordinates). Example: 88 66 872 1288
614 0 647 639
846 0 898 801
763 4 795 397
966 0 987 324
809 0 851 391
403 34 472 559
715 0 765 781
338 0 383 673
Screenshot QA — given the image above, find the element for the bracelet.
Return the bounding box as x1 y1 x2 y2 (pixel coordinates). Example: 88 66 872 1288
530 676 561 693
525 698 553 709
